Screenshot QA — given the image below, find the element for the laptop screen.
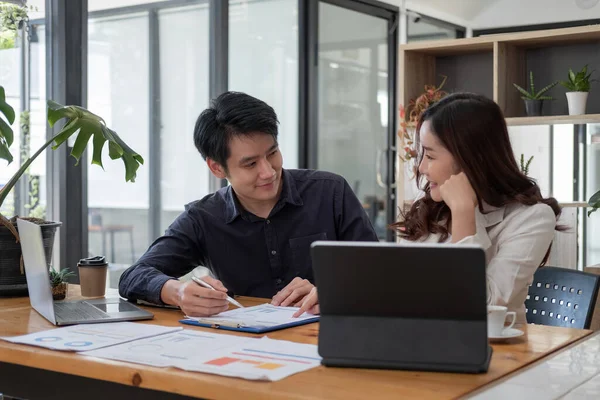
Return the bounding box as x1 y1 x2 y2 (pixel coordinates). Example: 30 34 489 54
16 218 57 324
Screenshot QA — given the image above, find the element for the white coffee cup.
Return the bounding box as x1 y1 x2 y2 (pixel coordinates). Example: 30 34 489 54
487 305 516 337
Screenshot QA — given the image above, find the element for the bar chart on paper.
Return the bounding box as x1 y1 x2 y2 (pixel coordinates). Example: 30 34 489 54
82 330 322 381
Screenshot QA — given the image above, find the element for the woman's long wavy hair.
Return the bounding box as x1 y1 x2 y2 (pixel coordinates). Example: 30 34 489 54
392 92 562 246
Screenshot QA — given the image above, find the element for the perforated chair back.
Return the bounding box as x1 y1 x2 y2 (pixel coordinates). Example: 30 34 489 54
525 266 600 329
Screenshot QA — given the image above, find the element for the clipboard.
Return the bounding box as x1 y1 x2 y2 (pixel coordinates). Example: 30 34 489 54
179 316 319 333
178 304 320 334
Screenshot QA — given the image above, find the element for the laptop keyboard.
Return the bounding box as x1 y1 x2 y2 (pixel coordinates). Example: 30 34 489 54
54 302 111 322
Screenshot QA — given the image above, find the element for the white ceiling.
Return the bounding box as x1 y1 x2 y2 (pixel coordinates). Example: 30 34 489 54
384 0 600 29
23 0 600 31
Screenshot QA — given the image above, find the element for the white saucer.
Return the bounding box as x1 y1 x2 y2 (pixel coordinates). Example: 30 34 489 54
488 328 525 341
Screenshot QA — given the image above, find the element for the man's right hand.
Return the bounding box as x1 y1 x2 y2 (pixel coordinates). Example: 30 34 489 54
160 277 230 317
293 287 320 317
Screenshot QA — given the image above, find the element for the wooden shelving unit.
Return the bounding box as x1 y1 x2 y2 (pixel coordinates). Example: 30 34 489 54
505 114 600 126
399 25 600 125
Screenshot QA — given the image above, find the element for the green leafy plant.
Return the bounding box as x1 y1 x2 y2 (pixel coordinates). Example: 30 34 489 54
519 154 534 176
0 1 31 50
0 84 144 241
589 190 600 217
513 71 558 100
49 267 75 287
561 65 596 92
0 2 28 31
399 75 448 162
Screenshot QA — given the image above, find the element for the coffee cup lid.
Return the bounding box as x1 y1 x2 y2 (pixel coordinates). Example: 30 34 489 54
78 255 107 266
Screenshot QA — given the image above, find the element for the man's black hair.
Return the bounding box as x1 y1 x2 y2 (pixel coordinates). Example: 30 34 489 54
193 91 279 169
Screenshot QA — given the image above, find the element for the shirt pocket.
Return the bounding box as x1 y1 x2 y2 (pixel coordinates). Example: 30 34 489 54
288 232 328 280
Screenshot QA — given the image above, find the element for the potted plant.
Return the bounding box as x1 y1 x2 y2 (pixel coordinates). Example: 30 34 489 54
560 65 596 115
0 2 143 297
513 71 558 117
49 267 75 300
0 85 144 296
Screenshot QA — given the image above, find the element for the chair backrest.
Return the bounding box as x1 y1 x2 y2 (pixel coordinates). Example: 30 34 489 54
526 266 600 329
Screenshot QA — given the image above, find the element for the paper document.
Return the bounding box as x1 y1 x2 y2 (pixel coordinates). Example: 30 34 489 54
82 329 322 381
184 303 318 329
1 322 181 351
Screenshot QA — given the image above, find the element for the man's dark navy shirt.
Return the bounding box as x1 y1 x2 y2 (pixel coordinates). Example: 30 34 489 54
119 169 378 304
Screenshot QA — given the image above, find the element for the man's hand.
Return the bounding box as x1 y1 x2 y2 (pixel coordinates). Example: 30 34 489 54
161 276 229 317
293 287 320 317
271 277 314 307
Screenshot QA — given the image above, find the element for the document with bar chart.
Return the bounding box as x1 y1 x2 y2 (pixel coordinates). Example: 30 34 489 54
81 329 322 381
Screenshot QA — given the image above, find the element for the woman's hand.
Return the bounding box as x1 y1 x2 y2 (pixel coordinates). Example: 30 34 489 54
440 172 477 243
439 172 477 213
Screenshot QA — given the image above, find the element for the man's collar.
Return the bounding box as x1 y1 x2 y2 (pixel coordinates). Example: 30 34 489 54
224 186 241 224
224 169 303 224
279 169 303 208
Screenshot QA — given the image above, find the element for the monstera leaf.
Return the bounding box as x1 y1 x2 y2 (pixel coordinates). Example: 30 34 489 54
0 97 144 211
589 190 600 217
47 100 144 182
0 86 15 164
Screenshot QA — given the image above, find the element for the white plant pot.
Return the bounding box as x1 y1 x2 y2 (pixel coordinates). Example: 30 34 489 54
566 92 589 115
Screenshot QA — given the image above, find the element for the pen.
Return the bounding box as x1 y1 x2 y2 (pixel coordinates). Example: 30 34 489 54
209 321 246 328
191 276 245 308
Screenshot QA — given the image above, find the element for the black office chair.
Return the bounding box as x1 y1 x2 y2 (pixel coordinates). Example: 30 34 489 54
525 266 600 329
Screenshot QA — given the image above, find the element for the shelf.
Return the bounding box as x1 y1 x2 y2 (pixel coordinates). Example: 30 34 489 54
558 202 590 208
505 114 600 126
400 24 600 121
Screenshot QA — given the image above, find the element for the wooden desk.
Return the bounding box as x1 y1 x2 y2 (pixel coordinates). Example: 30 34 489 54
0 285 593 400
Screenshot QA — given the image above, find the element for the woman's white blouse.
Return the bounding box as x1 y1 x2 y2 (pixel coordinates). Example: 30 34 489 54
401 202 557 324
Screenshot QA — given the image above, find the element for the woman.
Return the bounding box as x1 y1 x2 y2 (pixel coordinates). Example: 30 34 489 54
295 92 561 323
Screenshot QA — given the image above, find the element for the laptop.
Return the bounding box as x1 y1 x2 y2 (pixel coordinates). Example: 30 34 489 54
17 218 154 326
311 241 492 373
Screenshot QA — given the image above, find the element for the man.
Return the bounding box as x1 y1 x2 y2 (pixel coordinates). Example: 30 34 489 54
119 91 378 317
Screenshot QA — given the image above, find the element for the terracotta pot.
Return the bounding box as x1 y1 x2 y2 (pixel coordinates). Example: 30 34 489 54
52 282 68 300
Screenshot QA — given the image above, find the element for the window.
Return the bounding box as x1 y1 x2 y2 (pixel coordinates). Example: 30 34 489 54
229 0 299 168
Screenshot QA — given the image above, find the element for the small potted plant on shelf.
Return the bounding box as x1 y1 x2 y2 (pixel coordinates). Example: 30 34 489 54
560 65 596 115
49 267 75 300
513 71 558 117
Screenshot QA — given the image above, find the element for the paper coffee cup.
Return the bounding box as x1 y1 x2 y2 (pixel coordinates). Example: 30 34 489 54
78 255 108 297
